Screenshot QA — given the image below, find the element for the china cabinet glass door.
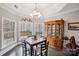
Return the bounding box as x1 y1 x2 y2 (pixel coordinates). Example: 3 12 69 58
47 24 51 36
56 24 60 39
52 25 55 38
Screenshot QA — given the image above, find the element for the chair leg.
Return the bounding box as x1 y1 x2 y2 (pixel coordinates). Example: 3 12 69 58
41 52 42 56
22 48 25 56
46 51 47 56
35 50 37 56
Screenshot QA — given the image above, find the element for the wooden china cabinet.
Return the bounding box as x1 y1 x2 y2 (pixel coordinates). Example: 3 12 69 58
45 20 64 49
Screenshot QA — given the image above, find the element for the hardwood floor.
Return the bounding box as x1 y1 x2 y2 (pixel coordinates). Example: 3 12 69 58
48 47 63 56
2 45 63 56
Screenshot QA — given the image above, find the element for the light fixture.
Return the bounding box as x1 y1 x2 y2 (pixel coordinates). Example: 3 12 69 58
14 5 18 9
21 17 32 22
21 3 42 22
30 3 42 19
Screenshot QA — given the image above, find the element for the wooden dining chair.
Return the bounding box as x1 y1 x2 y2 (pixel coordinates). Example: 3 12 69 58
22 40 31 56
35 41 49 56
22 40 27 56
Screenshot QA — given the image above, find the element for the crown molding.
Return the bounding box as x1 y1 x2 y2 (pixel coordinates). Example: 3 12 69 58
52 7 79 17
0 4 26 17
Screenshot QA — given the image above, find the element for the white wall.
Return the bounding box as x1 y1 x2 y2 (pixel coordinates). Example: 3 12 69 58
52 10 79 45
0 7 21 43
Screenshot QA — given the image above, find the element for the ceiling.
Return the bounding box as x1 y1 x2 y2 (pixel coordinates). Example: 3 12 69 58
0 3 79 20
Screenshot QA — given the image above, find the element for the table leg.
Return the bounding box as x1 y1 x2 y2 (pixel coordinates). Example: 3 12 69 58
25 43 27 56
31 46 33 56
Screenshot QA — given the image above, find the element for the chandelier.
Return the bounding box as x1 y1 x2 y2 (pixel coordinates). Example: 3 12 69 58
30 3 42 19
21 3 42 22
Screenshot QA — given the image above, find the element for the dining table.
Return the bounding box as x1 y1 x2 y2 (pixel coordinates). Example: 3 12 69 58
25 37 46 56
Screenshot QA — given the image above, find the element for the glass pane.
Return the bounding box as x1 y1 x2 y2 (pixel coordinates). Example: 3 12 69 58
61 25 64 36
52 25 55 37
3 19 15 44
11 22 15 31
3 20 10 32
20 23 25 36
56 24 60 39
47 24 51 36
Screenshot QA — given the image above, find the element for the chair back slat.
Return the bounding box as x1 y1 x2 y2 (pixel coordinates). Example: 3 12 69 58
40 41 49 56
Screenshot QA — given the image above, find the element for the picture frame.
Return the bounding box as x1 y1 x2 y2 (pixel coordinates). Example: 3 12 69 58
68 22 79 30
